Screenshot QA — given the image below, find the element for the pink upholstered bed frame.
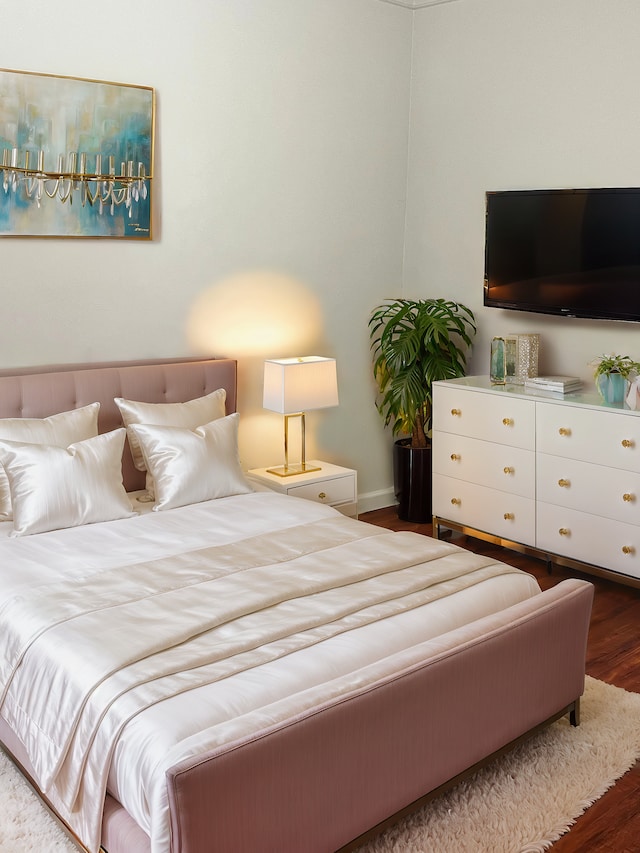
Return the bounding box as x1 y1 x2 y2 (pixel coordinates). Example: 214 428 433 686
0 357 594 853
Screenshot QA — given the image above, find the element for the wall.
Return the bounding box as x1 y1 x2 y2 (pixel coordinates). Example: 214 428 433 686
8 0 636 511
0 0 413 509
404 0 640 384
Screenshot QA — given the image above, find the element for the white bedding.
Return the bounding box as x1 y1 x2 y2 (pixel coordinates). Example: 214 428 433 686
0 490 540 853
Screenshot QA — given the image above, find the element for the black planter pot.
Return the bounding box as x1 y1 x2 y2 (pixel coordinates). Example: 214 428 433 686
393 438 432 523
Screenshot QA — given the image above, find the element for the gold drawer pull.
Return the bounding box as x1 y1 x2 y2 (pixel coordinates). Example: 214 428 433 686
622 545 635 555
450 408 461 417
451 497 461 506
503 512 514 520
503 466 514 475
502 417 514 426
450 453 461 461
558 478 570 488
622 439 634 448
318 492 327 500
559 528 570 536
623 493 635 503
558 427 571 436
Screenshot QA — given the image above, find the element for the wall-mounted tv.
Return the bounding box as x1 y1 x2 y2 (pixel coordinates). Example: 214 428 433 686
484 187 640 322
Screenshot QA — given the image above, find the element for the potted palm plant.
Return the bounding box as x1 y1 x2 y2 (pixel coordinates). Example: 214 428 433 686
369 298 476 522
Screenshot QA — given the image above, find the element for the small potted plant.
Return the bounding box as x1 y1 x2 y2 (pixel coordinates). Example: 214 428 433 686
369 298 476 522
590 353 640 404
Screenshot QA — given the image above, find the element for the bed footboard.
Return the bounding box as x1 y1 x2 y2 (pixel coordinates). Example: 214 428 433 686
2 578 593 853
164 577 593 853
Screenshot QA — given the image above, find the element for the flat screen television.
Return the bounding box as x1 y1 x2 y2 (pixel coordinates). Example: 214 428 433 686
483 187 640 322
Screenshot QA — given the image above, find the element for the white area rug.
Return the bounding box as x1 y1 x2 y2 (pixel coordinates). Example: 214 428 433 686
1 677 639 853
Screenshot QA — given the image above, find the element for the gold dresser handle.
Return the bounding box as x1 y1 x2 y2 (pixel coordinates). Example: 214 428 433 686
558 478 570 488
503 512 514 520
502 418 514 426
559 528 570 536
623 493 635 503
451 497 461 506
450 453 461 461
622 545 635 555
318 492 327 500
450 408 461 417
558 427 571 436
622 439 634 448
503 466 514 475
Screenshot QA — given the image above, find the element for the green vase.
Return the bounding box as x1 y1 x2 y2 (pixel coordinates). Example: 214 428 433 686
596 372 627 404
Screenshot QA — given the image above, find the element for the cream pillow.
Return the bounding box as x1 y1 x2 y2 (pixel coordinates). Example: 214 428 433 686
130 413 252 511
0 429 135 537
0 403 100 520
114 389 227 473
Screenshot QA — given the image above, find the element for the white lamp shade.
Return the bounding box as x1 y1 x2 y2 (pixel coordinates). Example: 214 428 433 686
263 357 339 414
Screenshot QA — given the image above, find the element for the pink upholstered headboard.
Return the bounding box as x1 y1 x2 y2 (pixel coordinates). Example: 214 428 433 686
0 357 237 491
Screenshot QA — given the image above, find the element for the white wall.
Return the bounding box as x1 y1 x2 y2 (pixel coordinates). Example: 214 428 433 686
7 0 638 511
404 0 640 383
0 0 413 508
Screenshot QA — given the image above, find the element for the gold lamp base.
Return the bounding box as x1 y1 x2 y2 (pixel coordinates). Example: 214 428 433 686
267 412 321 476
266 462 321 478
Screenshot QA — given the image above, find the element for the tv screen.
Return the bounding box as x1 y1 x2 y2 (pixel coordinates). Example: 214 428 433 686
483 188 640 322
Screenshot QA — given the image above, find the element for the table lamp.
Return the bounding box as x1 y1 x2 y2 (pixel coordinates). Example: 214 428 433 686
263 356 338 476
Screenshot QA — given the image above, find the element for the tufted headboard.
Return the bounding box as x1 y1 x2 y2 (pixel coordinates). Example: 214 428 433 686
0 357 237 491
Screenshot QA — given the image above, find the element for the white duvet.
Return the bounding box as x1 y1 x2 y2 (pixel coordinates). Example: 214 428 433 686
0 490 540 853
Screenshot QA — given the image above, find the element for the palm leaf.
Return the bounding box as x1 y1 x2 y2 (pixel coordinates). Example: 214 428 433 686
369 298 476 445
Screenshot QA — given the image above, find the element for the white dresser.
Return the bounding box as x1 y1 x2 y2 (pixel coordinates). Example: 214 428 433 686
432 376 640 586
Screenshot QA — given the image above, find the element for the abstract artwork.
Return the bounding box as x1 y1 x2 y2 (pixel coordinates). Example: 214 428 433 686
0 68 154 238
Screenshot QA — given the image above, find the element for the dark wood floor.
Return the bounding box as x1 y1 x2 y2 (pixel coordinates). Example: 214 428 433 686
360 506 640 853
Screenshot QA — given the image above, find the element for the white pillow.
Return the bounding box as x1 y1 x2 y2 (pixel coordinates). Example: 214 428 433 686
0 429 135 537
114 389 227 473
130 413 252 511
0 403 100 521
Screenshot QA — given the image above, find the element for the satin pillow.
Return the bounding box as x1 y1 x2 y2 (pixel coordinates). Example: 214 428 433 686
0 429 135 537
0 402 100 521
130 413 252 511
114 389 227 474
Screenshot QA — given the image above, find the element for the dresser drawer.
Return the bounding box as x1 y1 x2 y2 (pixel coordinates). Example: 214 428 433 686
433 384 535 449
433 474 535 546
287 474 355 506
433 431 535 498
536 402 640 472
537 454 640 524
536 503 640 579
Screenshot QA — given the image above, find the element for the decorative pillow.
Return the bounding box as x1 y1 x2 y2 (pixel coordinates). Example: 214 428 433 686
0 403 100 521
0 429 135 537
114 389 227 473
129 413 252 511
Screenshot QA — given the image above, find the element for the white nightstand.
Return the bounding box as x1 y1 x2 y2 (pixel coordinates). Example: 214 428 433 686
248 461 358 518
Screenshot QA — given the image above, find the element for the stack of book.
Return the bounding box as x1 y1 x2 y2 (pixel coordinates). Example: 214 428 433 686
524 375 583 396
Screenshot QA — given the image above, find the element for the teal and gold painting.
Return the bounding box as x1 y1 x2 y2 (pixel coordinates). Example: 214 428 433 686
0 68 154 238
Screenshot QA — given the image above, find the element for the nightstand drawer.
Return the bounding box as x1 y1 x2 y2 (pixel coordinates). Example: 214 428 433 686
248 461 358 517
287 475 355 506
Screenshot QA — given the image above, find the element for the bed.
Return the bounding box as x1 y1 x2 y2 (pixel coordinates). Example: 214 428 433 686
0 357 594 853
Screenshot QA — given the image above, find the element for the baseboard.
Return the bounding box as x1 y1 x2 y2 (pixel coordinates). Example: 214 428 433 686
357 487 396 515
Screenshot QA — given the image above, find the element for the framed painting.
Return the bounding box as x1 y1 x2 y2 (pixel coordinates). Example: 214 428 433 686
0 68 155 239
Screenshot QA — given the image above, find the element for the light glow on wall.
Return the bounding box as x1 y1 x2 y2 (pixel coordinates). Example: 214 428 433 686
186 271 323 357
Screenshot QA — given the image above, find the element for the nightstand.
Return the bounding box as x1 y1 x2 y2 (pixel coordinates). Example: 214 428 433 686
248 461 358 518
